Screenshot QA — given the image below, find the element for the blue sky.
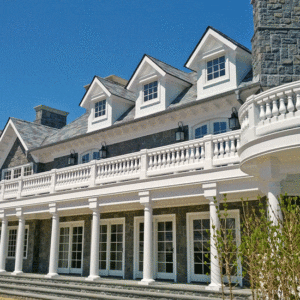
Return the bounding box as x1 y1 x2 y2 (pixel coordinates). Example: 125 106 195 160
0 0 253 130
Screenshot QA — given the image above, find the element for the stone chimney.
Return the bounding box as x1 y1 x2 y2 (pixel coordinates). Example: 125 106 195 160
251 0 300 88
34 105 69 129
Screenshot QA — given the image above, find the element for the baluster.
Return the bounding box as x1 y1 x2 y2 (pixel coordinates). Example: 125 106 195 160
161 151 166 168
184 146 190 163
166 150 171 166
171 149 176 165
278 92 287 115
200 143 205 160
148 154 153 169
270 95 279 117
213 141 219 157
180 147 185 164
175 148 180 164
264 98 272 119
189 145 195 162
134 157 138 171
224 138 230 158
195 144 200 160
230 136 236 156
259 101 266 121
236 136 241 151
219 139 225 158
153 153 158 169
121 159 125 174
295 90 300 111
157 152 162 169
286 90 295 114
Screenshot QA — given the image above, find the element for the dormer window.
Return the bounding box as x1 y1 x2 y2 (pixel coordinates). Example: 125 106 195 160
207 56 225 81
144 81 158 102
95 99 106 118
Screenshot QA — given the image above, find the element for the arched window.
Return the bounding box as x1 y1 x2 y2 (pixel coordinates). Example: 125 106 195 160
194 119 228 139
80 150 100 164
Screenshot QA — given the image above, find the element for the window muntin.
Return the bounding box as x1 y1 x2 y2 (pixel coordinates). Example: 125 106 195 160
13 168 21 179
195 125 208 139
81 153 90 164
95 99 106 118
144 81 158 102
6 227 29 259
23 166 33 177
194 120 228 139
213 121 227 135
207 56 225 81
4 170 11 180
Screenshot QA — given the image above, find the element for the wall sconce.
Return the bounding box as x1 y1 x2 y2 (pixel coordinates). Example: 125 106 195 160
68 150 76 165
175 122 185 142
228 107 240 130
99 142 107 159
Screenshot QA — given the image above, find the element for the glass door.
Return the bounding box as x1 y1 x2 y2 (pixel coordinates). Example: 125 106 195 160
99 218 125 278
58 222 84 274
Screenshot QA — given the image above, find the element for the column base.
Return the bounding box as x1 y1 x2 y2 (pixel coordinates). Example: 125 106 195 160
45 273 59 279
86 275 101 282
206 283 222 291
12 271 23 276
0 270 6 274
139 278 155 285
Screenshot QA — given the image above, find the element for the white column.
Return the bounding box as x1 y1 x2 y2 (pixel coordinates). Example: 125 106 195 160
87 198 100 281
12 208 25 275
207 197 222 291
139 191 155 285
0 210 8 273
267 181 282 225
46 203 60 278
203 183 222 291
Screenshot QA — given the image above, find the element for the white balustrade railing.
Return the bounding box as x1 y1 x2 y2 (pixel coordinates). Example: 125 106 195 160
239 80 300 140
0 131 241 200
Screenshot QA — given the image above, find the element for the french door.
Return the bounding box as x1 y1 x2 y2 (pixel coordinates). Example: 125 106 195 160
134 214 177 281
187 210 242 286
99 218 125 278
58 221 84 274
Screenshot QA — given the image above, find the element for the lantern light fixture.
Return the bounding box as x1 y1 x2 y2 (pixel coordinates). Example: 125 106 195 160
228 107 240 130
99 142 107 159
68 149 76 165
175 122 185 142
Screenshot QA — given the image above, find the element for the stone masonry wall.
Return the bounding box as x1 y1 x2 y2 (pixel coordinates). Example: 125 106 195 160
252 0 300 87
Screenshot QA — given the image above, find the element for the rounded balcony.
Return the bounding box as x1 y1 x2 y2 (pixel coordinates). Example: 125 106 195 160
238 80 300 178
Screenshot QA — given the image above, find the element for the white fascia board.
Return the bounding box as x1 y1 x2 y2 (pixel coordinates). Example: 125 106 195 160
9 121 29 152
80 78 111 108
186 28 238 70
127 56 166 91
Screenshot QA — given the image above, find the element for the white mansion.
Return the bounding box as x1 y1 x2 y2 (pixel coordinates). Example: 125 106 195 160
0 0 299 291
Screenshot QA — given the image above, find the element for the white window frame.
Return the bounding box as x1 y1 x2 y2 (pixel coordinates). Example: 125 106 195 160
94 99 107 118
2 163 34 181
203 50 230 88
58 221 84 275
186 210 242 286
99 217 125 278
133 214 177 282
139 75 161 109
193 118 229 139
80 149 100 164
0 225 30 259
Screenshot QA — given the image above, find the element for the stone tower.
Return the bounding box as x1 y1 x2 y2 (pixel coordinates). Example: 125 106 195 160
251 0 300 88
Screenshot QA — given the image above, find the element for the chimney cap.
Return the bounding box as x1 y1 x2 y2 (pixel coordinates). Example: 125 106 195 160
34 105 69 116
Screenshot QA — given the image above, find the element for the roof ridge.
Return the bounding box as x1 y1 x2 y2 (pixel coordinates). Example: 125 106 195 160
10 117 59 131
146 54 194 75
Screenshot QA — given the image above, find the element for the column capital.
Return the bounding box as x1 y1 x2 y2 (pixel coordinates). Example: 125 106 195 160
88 198 99 212
0 210 6 220
49 203 58 216
203 183 219 204
16 208 24 219
139 191 152 207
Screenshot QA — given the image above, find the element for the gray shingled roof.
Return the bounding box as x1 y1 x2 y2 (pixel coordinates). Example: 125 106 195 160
147 55 194 84
41 112 89 146
10 118 58 150
96 77 137 102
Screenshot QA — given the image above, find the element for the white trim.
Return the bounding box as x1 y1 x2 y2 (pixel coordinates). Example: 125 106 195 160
58 221 84 275
186 210 242 285
2 163 34 181
99 217 125 278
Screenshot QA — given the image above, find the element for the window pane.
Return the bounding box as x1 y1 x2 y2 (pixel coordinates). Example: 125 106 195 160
144 81 158 102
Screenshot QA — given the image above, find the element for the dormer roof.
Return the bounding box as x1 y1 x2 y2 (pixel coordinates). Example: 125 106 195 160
126 54 194 90
185 26 251 71
80 76 136 107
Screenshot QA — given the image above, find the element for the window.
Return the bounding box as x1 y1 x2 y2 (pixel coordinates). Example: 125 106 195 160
81 150 101 164
4 227 29 259
144 81 158 102
23 166 33 177
207 56 225 81
95 99 106 118
3 170 11 180
194 120 227 139
13 168 21 179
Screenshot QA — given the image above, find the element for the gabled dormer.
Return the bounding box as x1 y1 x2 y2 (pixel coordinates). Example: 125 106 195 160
185 27 252 100
80 75 136 133
126 55 193 119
